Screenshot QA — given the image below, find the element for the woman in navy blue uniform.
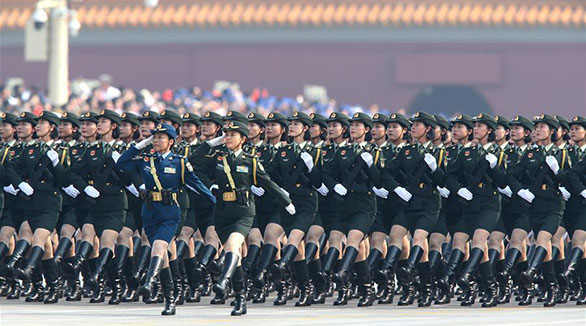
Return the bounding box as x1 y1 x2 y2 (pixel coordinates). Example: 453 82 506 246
116 123 215 315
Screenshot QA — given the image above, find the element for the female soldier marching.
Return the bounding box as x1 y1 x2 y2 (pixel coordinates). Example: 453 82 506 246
117 123 215 315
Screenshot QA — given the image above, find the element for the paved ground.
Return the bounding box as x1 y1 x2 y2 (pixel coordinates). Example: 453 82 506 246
1 296 585 326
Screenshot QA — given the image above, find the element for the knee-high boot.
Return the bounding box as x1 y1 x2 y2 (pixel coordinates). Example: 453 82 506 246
160 267 176 315
138 256 164 298
42 259 60 304
16 246 44 281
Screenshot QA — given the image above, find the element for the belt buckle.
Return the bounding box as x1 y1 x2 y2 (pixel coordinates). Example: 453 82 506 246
223 191 236 202
151 192 162 201
88 180 94 185
541 184 548 191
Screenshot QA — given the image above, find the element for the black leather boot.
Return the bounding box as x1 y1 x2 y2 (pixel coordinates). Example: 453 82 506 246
564 248 584 281
272 244 298 280
160 267 176 315
273 278 288 306
65 257 82 301
242 244 261 277
16 246 44 281
25 267 44 302
457 248 484 293
5 240 30 277
122 254 139 302
0 241 8 260
309 259 326 304
132 245 151 281
397 282 415 306
42 259 60 304
417 262 433 307
53 238 72 265
437 248 465 302
366 248 383 271
520 246 547 289
231 266 247 316
183 256 200 303
89 277 106 303
397 245 424 285
355 261 375 307
109 245 129 304
541 260 557 307
377 276 395 304
169 259 184 305
294 261 311 306
305 242 319 263
333 247 358 285
6 278 21 299
88 248 114 290
479 261 498 307
252 244 277 291
213 252 239 298
67 241 93 275
497 248 521 304
375 245 402 282
195 245 217 282
138 256 164 299
333 282 349 306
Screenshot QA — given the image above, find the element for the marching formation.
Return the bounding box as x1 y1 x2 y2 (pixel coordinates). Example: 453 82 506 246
0 108 585 317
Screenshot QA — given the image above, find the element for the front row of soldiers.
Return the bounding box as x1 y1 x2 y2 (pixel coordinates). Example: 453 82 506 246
0 108 584 316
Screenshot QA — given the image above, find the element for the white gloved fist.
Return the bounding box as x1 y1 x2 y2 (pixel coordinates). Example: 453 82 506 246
457 188 473 201
545 155 559 175
84 185 100 199
62 185 80 198
18 182 34 196
251 185 265 197
111 151 121 163
517 189 535 203
300 152 314 172
424 153 437 172
316 183 329 196
360 152 373 167
285 203 296 215
126 184 139 198
3 185 19 195
393 186 412 202
485 153 498 169
498 186 513 198
206 134 225 147
559 186 571 201
279 187 290 198
372 186 389 199
135 136 153 150
209 184 219 193
333 184 347 196
46 149 60 167
437 186 450 198
581 189 586 199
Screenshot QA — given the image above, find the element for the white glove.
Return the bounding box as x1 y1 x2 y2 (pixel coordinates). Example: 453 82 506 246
251 185 265 196
46 149 59 167
3 185 19 195
372 186 389 199
126 184 139 198
18 182 34 196
300 152 314 172
437 186 450 198
333 184 347 196
209 184 219 192
498 186 513 198
581 189 586 199
285 203 296 215
360 152 373 167
279 187 290 198
135 136 153 150
111 151 121 163
139 184 146 191
545 155 559 175
393 186 412 202
485 153 498 169
559 187 571 201
84 185 100 198
457 188 473 201
423 153 437 172
315 183 329 196
206 134 225 147
517 189 535 203
62 185 80 198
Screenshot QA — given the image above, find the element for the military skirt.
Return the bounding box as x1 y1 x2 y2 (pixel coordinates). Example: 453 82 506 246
340 192 376 235
279 192 318 235
564 197 586 237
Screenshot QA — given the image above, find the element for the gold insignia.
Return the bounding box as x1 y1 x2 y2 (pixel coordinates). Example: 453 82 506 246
495 116 499 121
353 113 359 118
414 112 420 118
205 112 211 117
100 110 105 115
20 112 26 117
144 111 150 117
293 112 299 117
330 113 336 118
268 113 274 118
121 113 126 118
478 113 483 118
62 112 68 117
573 116 578 121
540 114 544 119
0 112 5 118
161 111 167 116
513 115 519 121
374 113 379 119
184 113 190 118
84 112 90 117
248 113 254 118
40 112 45 117
227 111 233 116
309 113 315 118
391 114 396 119
457 114 462 119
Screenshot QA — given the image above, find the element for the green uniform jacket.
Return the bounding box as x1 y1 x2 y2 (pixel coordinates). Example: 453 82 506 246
566 145 586 212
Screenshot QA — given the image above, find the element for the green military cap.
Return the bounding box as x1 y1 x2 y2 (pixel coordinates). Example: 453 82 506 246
265 112 289 126
309 112 327 128
0 112 18 126
160 110 183 126
555 115 570 130
411 111 437 129
182 112 202 126
372 113 389 126
60 111 81 128
201 111 224 126
494 115 511 129
325 112 350 126
472 112 497 130
138 110 160 123
350 112 373 129
568 115 586 128
387 113 411 129
38 111 60 126
224 110 248 124
97 109 122 125
120 112 140 126
532 113 560 130
509 115 534 131
450 113 474 129
289 111 313 127
80 111 99 123
247 112 266 127
222 120 249 137
17 111 38 126
433 114 450 129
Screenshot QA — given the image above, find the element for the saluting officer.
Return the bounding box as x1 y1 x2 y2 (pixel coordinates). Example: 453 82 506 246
117 123 215 315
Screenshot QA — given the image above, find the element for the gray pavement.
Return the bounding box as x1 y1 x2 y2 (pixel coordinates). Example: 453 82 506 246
1 296 585 326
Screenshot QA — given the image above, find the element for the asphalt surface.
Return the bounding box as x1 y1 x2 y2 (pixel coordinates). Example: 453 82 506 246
1 296 585 326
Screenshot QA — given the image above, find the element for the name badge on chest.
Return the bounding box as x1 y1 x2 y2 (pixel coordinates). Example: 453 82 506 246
236 165 249 173
164 167 176 174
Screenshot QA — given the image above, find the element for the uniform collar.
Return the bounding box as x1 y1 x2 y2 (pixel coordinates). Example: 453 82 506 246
462 142 473 148
518 144 528 153
376 141 388 148
229 149 242 157
545 143 555 152
579 144 586 152
68 139 77 147
396 141 407 149
500 142 509 150
102 139 116 147
45 139 54 147
558 142 567 149
7 139 17 147
159 151 172 159
189 138 199 146
27 140 36 146
297 141 308 150
253 140 264 147
314 140 324 148
482 142 493 151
